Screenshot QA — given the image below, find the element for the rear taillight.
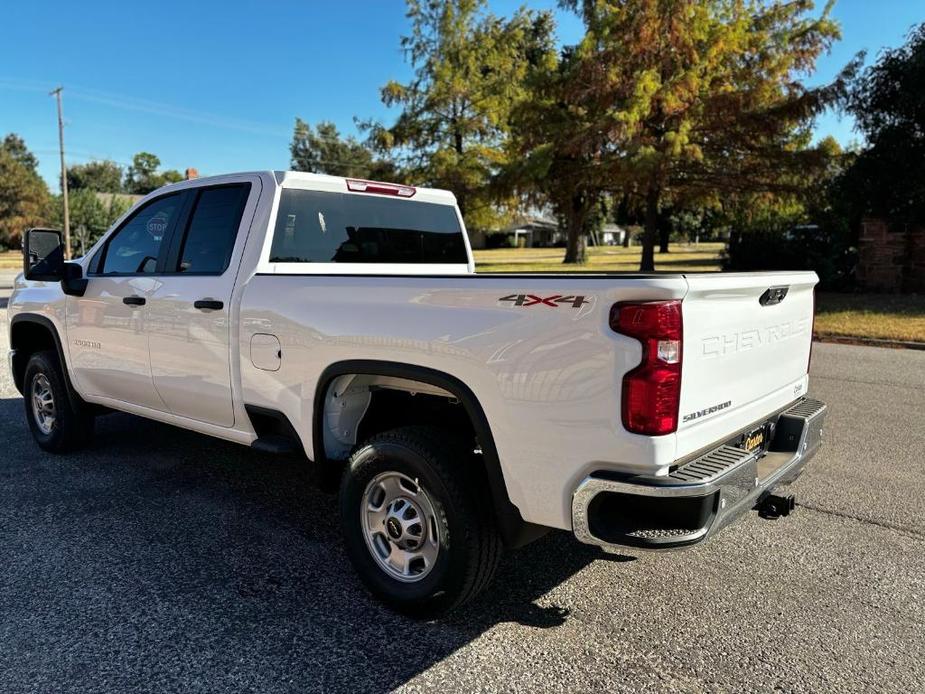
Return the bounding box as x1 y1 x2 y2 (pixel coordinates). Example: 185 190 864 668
346 178 416 197
610 300 683 436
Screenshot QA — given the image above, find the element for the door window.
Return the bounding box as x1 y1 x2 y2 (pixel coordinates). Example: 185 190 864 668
174 184 250 274
99 194 181 274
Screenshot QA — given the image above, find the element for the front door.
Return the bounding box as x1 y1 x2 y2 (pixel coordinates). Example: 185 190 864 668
67 193 184 410
146 180 258 427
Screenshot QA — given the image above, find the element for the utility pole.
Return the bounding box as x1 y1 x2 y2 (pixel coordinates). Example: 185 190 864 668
50 86 71 259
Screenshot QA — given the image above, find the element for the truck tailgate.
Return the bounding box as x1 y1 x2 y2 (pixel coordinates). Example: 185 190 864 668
675 272 817 459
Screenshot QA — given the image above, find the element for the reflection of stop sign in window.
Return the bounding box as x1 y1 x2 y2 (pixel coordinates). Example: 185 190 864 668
147 211 170 240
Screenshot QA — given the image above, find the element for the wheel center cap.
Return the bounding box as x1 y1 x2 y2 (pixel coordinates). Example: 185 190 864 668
386 517 403 540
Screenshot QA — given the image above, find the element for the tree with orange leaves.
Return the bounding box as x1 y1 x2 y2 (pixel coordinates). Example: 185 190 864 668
512 0 854 268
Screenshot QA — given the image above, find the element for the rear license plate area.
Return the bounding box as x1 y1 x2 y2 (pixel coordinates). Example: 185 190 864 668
738 423 770 455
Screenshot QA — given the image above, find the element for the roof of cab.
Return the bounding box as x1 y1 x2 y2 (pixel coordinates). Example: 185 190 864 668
273 170 457 205
153 170 458 207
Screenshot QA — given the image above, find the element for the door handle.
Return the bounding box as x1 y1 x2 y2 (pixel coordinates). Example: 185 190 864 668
123 296 146 306
194 299 224 311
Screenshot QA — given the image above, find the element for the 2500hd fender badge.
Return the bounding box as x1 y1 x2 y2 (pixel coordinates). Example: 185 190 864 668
499 294 589 308
682 400 732 423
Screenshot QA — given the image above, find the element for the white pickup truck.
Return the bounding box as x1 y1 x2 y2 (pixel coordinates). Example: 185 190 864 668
9 171 826 616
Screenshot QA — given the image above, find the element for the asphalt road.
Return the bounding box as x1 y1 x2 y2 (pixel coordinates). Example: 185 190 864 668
1 271 923 693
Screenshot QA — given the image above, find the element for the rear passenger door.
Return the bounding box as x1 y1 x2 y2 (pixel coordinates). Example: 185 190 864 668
146 177 260 427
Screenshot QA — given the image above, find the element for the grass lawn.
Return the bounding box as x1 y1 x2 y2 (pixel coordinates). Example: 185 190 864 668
474 242 724 273
815 293 925 343
0 250 20 269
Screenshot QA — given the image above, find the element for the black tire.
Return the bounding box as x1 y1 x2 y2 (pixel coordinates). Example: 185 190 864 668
339 425 503 617
23 350 94 453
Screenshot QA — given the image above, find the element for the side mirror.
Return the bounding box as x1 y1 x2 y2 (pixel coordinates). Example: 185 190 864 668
61 262 88 297
23 228 65 281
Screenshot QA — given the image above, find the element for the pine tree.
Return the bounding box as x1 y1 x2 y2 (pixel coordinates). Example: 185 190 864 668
366 0 554 231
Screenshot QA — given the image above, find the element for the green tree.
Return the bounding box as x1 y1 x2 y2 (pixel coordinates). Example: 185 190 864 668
718 135 861 289
2 133 40 173
125 151 160 193
367 0 554 230
159 168 184 186
51 190 132 256
842 22 925 223
124 152 183 194
66 160 124 193
523 0 849 269
289 119 388 178
0 135 51 249
508 40 610 263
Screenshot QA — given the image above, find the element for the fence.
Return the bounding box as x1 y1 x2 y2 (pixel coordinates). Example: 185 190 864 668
856 218 925 293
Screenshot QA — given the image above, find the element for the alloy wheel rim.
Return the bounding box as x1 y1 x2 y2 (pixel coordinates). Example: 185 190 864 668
361 471 440 583
31 373 56 435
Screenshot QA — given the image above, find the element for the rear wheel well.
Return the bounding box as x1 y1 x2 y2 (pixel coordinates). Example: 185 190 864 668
363 389 475 447
319 374 476 462
313 362 549 549
10 319 60 394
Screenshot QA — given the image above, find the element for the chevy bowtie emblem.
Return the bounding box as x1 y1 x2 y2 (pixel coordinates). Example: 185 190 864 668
759 286 789 306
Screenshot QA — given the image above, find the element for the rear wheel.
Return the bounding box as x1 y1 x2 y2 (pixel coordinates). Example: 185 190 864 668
23 350 94 453
339 426 502 617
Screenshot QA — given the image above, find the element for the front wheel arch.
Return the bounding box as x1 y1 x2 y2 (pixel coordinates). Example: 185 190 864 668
9 314 81 407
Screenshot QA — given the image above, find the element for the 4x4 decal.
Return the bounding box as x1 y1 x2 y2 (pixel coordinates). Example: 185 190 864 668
499 294 589 308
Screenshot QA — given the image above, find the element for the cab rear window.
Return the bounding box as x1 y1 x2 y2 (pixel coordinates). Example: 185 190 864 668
269 189 467 264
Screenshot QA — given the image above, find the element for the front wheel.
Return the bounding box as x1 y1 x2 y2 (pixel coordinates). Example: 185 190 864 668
23 350 94 453
339 426 502 617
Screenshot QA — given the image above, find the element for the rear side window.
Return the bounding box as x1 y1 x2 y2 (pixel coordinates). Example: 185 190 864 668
175 184 250 274
100 194 181 274
270 189 466 264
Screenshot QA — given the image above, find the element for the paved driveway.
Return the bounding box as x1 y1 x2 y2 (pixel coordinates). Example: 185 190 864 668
1 277 923 693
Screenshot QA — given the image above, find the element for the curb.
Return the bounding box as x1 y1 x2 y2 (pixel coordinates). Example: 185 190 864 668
813 333 925 351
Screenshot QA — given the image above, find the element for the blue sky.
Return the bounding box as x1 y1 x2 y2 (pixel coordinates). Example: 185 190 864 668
1 1 922 188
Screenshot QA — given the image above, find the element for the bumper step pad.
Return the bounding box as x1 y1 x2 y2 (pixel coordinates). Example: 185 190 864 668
667 445 756 484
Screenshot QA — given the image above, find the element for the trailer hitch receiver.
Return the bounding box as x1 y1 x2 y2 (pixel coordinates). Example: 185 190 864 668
758 493 796 520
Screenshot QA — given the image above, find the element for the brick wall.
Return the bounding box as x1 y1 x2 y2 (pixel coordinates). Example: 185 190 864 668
907 227 925 293
857 218 925 293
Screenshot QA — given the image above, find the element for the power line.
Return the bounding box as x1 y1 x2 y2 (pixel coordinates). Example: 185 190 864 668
0 78 291 138
31 149 134 168
4 78 405 176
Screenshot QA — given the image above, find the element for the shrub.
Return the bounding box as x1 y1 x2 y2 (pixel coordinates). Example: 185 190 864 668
484 232 517 249
723 224 857 291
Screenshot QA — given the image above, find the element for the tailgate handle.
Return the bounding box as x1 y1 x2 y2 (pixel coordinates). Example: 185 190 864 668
759 286 789 306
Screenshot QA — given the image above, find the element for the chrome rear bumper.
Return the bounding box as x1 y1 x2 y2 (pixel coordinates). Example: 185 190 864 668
572 398 826 552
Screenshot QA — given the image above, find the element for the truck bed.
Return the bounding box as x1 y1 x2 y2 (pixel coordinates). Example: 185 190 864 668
239 269 816 530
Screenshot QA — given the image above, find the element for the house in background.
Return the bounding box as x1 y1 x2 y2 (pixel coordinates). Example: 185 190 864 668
91 167 198 215
94 192 144 209
597 224 627 246
504 215 563 247
471 214 626 249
